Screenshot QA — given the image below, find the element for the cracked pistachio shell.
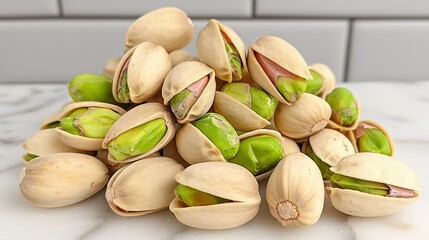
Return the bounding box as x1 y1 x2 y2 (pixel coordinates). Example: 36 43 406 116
326 152 420 217
309 63 336 99
21 129 92 163
112 42 172 103
105 157 184 217
102 102 175 163
103 57 121 80
248 36 312 105
162 61 216 123
55 101 126 151
169 162 261 229
274 93 331 141
345 120 395 156
162 124 189 168
39 102 72 129
197 19 248 83
19 153 109 208
96 149 161 175
326 88 360 131
169 50 199 68
302 128 355 174
266 152 324 227
125 7 194 52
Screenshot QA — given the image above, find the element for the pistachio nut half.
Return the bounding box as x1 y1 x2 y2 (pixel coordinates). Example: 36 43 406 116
162 61 216 123
56 101 126 151
102 57 121 80
169 50 199 68
105 157 183 217
302 128 355 179
229 129 285 180
68 73 119 105
176 113 239 165
248 36 312 105
345 120 395 156
213 82 278 131
274 93 331 141
326 152 420 217
102 102 175 163
112 42 172 103
197 19 248 83
170 162 261 229
125 7 194 52
19 153 109 208
21 129 92 163
266 152 324 227
309 63 336 99
326 87 360 131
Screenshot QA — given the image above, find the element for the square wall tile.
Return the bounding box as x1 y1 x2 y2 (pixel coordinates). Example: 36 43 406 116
256 0 429 17
348 21 429 82
0 20 132 83
61 0 252 18
0 0 59 17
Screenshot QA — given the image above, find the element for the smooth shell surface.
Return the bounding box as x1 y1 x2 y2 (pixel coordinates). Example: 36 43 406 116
105 157 183 216
103 102 175 163
162 61 216 123
170 162 261 229
266 152 324 227
56 101 126 151
169 50 199 67
19 153 109 208
125 7 194 52
274 93 331 140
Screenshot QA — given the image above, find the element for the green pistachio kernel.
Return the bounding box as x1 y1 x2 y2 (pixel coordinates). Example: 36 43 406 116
225 43 242 81
170 89 194 119
108 118 167 161
276 76 307 103
192 113 239 160
118 69 131 103
305 144 333 179
305 70 323 95
175 184 230 207
330 173 389 196
325 87 358 127
220 83 278 120
60 107 121 138
229 135 284 175
68 73 118 104
358 128 392 156
25 153 38 161
46 121 61 129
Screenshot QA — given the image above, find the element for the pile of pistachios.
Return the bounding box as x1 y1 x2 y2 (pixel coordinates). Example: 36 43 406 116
19 7 420 229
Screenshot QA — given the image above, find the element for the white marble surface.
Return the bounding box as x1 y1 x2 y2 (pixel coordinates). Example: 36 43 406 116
0 82 428 240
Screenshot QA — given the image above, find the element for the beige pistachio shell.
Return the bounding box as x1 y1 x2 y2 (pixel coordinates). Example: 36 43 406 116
197 19 248 83
282 135 300 156
327 98 361 132
55 101 126 151
21 129 92 163
303 128 355 167
162 124 190 168
274 93 331 140
213 91 271 131
169 50 199 68
162 61 216 123
344 120 396 155
326 152 420 217
248 36 311 104
96 149 129 175
19 153 109 208
170 162 261 229
113 42 172 103
103 57 121 80
105 157 183 217
125 7 194 52
266 152 324 227
309 63 336 98
102 102 175 163
39 102 72 129
175 123 225 165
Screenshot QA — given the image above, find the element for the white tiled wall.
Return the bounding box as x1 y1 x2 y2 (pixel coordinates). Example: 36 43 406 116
0 1 427 83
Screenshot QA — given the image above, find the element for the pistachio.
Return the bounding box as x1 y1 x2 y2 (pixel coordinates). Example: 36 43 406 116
19 153 109 208
326 87 359 130
326 152 420 217
305 69 323 95
248 36 312 105
309 63 336 99
348 120 395 156
169 162 261 229
68 73 118 105
169 50 199 68
125 7 194 52
39 107 64 130
266 152 324 227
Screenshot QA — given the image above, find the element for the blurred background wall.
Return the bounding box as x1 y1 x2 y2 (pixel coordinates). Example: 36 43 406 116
1 0 429 83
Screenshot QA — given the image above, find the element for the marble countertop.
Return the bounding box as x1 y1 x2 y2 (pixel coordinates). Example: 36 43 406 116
0 82 428 240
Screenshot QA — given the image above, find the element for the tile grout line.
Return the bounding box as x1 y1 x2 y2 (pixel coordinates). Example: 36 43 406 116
252 0 257 18
343 19 354 82
58 0 64 17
